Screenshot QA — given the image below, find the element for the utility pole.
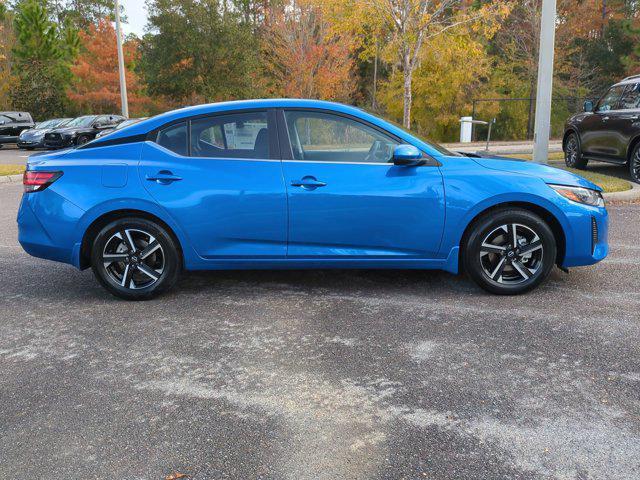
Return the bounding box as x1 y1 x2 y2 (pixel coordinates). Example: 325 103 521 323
532 0 557 164
114 0 129 117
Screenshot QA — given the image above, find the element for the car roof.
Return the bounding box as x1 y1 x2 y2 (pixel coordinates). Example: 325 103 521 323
91 99 447 157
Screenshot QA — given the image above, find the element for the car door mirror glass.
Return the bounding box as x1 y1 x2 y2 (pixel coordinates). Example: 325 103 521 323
393 144 424 166
583 100 594 112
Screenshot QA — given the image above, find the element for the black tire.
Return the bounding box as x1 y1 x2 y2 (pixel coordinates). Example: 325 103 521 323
90 217 181 300
564 132 588 169
463 209 557 295
629 143 640 184
25 147 35 151
76 135 90 146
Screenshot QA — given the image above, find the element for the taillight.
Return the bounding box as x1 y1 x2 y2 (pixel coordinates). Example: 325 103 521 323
23 171 63 193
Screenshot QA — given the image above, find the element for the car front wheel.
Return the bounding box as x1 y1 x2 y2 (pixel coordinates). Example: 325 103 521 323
564 133 588 169
90 217 181 300
464 209 557 295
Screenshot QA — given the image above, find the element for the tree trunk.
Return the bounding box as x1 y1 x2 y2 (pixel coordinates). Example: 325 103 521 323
403 52 412 129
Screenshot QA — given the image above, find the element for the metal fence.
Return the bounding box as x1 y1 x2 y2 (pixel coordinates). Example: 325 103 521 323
470 97 591 142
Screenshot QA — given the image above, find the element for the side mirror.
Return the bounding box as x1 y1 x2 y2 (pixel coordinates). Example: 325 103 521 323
583 100 594 113
393 144 424 166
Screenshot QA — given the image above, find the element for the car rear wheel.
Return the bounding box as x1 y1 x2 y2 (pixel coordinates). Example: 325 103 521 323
463 209 557 295
90 217 181 300
629 143 640 184
564 133 588 169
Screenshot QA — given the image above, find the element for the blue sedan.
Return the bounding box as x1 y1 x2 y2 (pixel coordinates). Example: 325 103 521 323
17 100 608 299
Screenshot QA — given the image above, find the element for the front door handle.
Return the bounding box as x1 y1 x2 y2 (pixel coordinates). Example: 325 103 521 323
291 176 327 189
602 116 610 121
146 170 182 184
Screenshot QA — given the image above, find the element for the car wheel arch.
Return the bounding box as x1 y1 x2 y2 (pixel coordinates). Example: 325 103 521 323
563 128 580 150
626 135 640 164
457 201 567 272
79 208 185 270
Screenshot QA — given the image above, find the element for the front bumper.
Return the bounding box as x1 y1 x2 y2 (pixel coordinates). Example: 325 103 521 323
561 205 608 268
43 134 74 149
17 139 45 148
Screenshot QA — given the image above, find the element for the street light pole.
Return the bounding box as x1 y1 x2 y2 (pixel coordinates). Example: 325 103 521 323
114 0 129 118
532 0 557 164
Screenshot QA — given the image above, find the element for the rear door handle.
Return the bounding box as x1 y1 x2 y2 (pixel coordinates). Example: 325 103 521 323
146 170 182 184
290 176 327 189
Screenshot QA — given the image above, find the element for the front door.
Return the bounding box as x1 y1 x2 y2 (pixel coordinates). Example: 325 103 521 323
139 110 287 259
606 82 640 161
279 109 445 259
581 85 625 159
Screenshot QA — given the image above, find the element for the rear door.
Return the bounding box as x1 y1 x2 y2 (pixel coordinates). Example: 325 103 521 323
139 109 288 259
278 109 445 259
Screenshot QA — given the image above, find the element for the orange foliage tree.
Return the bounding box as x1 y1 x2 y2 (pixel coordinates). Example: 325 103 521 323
67 19 166 116
260 0 357 102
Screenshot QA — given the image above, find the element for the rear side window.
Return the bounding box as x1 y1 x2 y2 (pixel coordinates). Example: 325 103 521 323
619 83 640 110
156 122 188 156
190 111 270 159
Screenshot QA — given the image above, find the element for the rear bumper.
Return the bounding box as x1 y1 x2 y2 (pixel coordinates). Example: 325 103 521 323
561 206 608 268
0 135 18 144
17 189 85 267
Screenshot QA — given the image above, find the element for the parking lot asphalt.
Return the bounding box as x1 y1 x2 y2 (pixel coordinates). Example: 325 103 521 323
1 180 640 479
0 145 31 165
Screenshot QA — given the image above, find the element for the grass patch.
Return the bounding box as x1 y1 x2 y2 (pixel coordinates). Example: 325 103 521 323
0 164 25 176
504 153 631 193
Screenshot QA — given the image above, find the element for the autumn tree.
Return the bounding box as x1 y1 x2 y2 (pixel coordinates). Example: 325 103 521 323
140 0 261 104
10 0 79 118
260 0 357 101
67 19 162 116
0 2 13 109
321 0 510 128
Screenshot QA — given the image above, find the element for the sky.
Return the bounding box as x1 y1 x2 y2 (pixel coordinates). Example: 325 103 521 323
120 0 148 37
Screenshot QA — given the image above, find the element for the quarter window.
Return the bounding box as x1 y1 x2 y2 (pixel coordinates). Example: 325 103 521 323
190 111 270 159
156 122 188 156
619 83 640 110
596 85 625 112
283 111 399 163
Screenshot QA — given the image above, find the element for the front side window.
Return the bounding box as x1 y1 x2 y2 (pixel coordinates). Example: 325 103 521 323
284 111 399 163
156 122 188 156
190 111 270 159
619 83 640 110
596 85 625 112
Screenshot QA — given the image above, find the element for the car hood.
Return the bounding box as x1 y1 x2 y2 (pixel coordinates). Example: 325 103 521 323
470 155 601 191
21 127 52 136
48 127 93 135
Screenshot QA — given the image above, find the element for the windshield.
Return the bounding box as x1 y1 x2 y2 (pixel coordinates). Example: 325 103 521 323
115 118 139 130
65 116 96 128
35 119 59 129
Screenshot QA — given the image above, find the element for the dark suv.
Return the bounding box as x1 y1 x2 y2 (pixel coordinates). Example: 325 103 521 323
43 114 125 149
0 111 35 147
564 75 640 183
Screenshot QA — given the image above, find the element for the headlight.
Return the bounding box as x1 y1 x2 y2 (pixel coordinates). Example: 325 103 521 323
549 184 604 207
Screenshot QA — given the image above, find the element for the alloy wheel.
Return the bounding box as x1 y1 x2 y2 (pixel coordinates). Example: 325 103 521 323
479 223 544 285
632 148 640 182
565 136 578 167
102 228 165 290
